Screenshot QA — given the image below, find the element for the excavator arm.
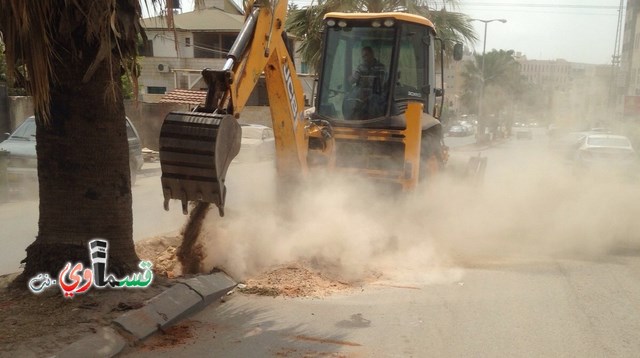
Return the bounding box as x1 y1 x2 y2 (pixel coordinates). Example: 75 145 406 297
159 0 314 216
228 1 310 179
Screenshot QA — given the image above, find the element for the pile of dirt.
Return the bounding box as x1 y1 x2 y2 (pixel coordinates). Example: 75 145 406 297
238 261 367 298
136 236 372 299
135 235 183 278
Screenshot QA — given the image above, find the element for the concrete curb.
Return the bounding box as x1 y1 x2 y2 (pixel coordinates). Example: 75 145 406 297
53 272 237 358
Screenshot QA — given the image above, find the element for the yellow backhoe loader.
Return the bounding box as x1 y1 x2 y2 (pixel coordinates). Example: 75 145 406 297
159 0 478 217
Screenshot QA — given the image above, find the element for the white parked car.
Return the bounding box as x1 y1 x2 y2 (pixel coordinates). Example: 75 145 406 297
574 134 638 174
448 125 468 137
233 124 275 163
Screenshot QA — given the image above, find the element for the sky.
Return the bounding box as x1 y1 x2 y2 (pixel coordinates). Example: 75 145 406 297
457 0 623 65
168 0 624 65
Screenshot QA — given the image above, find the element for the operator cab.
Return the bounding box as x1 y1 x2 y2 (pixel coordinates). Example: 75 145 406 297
315 13 438 127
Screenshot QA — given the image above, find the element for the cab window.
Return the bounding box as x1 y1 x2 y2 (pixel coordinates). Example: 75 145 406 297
393 24 428 104
317 25 395 120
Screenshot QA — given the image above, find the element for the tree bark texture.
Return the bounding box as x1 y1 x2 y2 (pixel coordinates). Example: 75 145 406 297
20 4 140 279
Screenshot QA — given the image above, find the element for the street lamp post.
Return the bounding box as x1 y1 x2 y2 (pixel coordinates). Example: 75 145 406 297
470 18 506 143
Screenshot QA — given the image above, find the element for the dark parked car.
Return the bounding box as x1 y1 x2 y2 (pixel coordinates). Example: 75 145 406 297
0 116 144 186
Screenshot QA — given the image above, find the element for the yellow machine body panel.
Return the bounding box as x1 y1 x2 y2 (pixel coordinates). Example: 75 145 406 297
324 12 435 29
321 102 424 190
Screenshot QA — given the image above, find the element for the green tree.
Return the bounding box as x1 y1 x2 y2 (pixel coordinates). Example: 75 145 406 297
0 0 144 281
285 0 477 72
1 38 27 95
460 49 524 120
121 57 141 100
121 72 135 100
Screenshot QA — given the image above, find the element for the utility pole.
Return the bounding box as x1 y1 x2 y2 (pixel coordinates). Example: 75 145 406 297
470 18 507 143
609 0 625 117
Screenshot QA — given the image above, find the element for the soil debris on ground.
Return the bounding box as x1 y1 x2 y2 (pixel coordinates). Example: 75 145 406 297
0 275 174 356
238 261 369 298
1 234 380 356
140 321 195 350
138 235 378 299
0 236 184 356
135 235 183 278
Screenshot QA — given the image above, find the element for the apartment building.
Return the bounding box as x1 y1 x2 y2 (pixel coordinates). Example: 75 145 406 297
137 0 307 104
621 0 640 118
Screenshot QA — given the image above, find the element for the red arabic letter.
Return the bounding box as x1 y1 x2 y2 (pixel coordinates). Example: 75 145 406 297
58 263 79 298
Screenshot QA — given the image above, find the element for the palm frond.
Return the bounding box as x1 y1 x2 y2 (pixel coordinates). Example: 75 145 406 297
0 1 56 121
0 0 143 122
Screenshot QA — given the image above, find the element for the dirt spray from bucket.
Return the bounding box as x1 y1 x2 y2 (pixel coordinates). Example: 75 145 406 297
177 202 210 274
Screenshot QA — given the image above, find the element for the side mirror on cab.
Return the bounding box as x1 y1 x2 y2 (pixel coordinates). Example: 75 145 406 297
453 43 463 61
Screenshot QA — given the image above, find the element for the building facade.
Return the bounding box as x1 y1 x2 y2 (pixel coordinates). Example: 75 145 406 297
138 0 308 104
621 0 640 118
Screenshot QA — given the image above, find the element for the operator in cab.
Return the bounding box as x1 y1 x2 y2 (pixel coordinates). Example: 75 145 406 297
344 46 388 120
350 46 386 86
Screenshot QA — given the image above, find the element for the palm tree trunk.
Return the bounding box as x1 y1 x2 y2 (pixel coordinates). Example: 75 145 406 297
20 24 139 280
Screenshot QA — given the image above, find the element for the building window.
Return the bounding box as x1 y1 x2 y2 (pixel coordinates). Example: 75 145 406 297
138 40 153 57
194 33 219 58
221 34 235 56
147 86 167 94
185 37 191 47
193 32 237 58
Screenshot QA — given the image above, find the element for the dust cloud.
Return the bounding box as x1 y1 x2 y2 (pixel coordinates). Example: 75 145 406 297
198 144 640 284
438 149 640 260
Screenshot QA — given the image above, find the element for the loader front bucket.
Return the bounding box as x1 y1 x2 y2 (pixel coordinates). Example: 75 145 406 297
159 111 241 216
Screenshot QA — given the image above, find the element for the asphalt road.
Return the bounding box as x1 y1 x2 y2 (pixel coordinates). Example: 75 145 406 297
0 131 490 276
120 256 640 357
119 127 640 357
0 164 186 275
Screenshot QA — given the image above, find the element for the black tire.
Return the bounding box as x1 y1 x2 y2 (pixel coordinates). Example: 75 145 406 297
420 129 445 181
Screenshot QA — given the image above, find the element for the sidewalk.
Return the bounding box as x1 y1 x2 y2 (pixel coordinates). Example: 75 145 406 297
55 272 237 358
0 271 237 358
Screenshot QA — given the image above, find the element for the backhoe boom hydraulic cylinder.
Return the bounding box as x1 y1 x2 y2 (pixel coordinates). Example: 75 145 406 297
224 7 261 70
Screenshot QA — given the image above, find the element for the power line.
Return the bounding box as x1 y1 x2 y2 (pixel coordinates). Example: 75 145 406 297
463 3 622 10
461 3 620 16
462 9 618 16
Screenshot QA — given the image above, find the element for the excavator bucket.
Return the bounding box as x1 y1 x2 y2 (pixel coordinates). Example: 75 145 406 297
159 111 241 216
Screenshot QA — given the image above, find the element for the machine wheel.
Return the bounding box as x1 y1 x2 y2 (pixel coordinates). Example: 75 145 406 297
419 129 444 181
